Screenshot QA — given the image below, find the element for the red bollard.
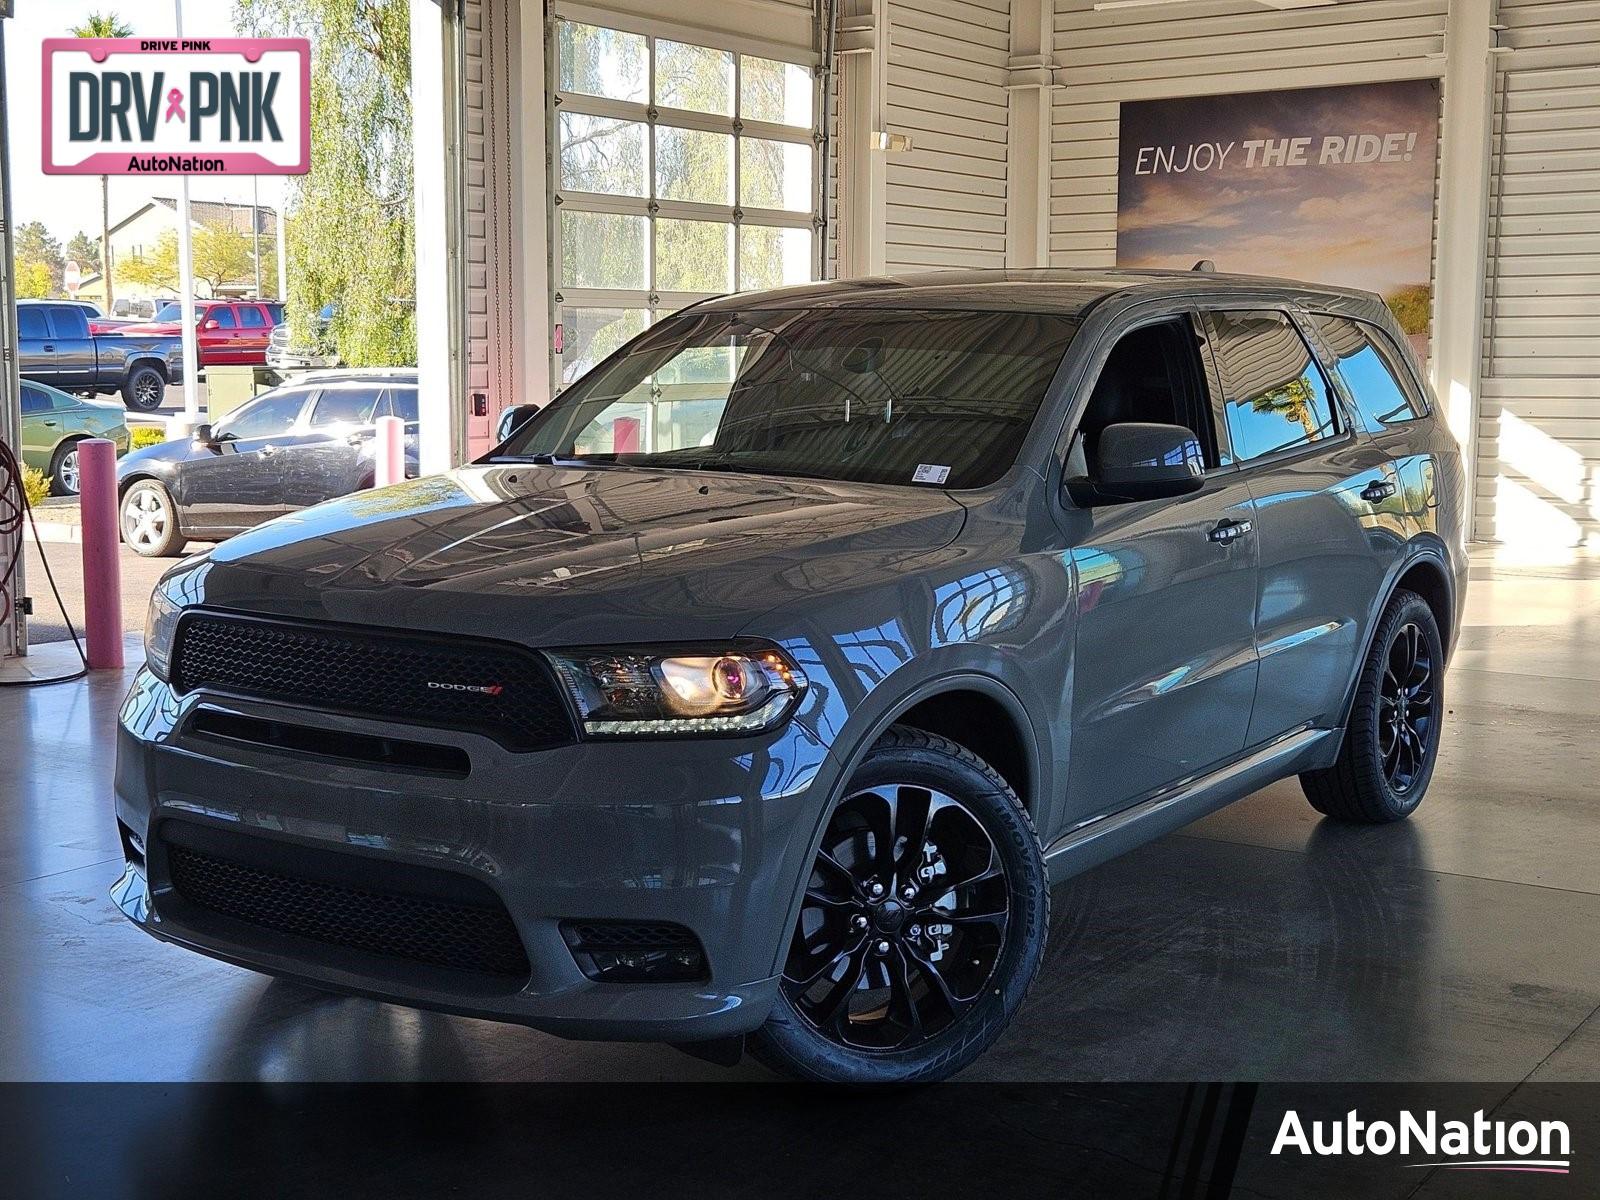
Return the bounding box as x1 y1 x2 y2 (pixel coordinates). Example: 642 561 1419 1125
375 415 405 487
77 438 124 670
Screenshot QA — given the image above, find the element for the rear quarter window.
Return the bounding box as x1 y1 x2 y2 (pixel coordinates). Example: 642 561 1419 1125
1310 314 1429 430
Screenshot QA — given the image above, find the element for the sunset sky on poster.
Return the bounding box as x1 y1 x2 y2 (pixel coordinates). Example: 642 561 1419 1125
1116 81 1440 312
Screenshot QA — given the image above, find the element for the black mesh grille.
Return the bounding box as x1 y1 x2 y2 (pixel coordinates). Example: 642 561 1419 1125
171 612 575 751
561 921 700 950
167 842 531 978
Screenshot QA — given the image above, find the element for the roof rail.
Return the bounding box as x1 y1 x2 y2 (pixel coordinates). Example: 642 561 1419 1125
1191 259 1217 273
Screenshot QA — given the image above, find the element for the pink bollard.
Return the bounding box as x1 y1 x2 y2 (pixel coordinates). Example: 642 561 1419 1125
77 438 124 670
613 416 640 454
375 415 406 487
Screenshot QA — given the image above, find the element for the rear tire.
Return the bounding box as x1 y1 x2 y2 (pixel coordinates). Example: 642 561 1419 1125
1300 589 1443 823
750 727 1048 1083
120 480 187 557
48 440 83 497
122 364 166 412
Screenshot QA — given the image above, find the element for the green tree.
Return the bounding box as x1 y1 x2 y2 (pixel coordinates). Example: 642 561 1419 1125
65 231 103 276
15 261 53 299
234 0 416 366
117 223 257 294
69 11 132 37
14 221 64 294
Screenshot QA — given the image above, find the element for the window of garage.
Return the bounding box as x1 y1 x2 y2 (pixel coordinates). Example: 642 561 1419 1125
551 18 821 385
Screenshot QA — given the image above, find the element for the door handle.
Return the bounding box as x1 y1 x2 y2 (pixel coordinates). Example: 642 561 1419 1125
42 344 55 352
1208 519 1253 544
42 420 58 427
1360 479 1397 503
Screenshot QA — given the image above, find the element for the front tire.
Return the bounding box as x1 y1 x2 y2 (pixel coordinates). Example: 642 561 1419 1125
122 364 166 412
120 480 187 557
750 727 1048 1083
1300 589 1444 823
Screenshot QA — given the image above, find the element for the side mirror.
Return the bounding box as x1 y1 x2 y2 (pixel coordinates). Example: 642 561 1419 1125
192 423 218 448
202 319 220 331
496 403 541 444
1067 422 1205 506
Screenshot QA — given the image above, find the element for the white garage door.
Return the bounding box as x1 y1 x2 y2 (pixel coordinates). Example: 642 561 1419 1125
549 17 823 385
1478 0 1600 548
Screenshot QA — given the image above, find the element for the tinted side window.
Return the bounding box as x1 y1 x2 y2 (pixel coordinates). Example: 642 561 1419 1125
46 307 89 339
384 386 419 422
18 308 49 339
239 306 266 328
1311 314 1426 428
219 390 309 440
21 385 52 415
1206 311 1340 463
210 307 237 329
311 386 382 426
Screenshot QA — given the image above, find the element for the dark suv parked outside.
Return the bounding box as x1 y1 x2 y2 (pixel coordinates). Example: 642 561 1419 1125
114 270 1465 1083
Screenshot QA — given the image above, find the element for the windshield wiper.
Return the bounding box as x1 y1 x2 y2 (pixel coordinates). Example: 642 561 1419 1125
487 452 613 467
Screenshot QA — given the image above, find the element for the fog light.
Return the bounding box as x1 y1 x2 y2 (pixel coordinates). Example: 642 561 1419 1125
560 920 707 982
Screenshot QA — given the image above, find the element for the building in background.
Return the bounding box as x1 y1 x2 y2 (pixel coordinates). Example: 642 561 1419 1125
75 198 280 308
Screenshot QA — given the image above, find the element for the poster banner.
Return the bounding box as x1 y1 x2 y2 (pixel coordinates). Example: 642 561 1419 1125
42 38 310 176
1116 80 1439 357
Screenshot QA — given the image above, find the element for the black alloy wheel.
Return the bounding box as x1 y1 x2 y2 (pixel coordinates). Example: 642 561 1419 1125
1378 619 1436 794
751 727 1048 1083
1300 588 1445 824
783 782 1011 1051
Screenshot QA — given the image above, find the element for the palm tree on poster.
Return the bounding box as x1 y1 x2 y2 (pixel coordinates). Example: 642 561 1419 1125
69 12 133 313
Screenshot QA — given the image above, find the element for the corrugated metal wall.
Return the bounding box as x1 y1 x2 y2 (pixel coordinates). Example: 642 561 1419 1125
884 0 1011 271
1047 0 1448 268
463 0 518 457
1479 0 1600 545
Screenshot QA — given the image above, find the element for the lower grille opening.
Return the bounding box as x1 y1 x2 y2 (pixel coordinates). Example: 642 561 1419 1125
163 823 529 979
189 708 470 778
560 920 707 983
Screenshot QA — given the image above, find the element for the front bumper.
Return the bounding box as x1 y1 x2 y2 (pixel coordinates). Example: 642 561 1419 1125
113 667 839 1042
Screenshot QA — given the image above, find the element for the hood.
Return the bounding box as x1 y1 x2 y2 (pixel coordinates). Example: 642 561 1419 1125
118 438 193 475
185 465 967 645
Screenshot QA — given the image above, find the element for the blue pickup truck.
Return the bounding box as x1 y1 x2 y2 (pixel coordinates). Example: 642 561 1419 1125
18 300 186 412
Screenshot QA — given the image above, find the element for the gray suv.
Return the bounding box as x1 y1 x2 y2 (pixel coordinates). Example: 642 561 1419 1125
113 270 1465 1083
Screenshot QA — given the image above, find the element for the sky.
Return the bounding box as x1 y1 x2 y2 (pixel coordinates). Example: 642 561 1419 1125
1115 80 1440 300
3 0 287 248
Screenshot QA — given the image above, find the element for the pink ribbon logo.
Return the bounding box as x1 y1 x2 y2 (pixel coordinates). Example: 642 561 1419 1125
164 88 185 123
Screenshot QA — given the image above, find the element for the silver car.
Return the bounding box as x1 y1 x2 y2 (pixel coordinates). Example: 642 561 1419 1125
113 270 1465 1083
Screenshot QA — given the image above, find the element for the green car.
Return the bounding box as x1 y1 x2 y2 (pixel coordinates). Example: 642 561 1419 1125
21 380 131 496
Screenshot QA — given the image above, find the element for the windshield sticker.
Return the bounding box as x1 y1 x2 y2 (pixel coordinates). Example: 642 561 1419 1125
913 464 951 485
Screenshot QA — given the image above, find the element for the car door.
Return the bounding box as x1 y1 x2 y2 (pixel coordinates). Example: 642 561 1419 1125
18 307 56 381
199 305 238 364
171 387 312 532
1200 308 1397 748
1063 311 1262 815
45 306 98 388
236 304 272 363
277 383 387 508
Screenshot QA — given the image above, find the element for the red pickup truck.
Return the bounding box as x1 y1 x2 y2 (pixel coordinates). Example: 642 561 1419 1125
111 300 285 367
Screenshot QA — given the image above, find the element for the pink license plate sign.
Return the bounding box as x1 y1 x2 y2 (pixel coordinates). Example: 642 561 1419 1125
43 38 310 176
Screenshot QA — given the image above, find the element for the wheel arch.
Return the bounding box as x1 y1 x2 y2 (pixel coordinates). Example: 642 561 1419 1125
766 671 1047 981
125 356 169 380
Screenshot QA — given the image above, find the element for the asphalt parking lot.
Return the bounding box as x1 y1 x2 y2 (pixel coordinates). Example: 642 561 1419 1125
21 539 175 647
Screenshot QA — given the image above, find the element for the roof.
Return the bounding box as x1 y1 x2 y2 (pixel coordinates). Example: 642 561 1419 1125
109 198 279 238
695 268 1385 318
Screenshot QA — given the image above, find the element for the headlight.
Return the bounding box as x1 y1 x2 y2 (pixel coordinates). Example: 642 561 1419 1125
547 645 807 737
143 587 183 682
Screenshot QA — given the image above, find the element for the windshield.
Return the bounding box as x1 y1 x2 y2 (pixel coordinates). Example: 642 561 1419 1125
495 308 1078 489
153 303 208 323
